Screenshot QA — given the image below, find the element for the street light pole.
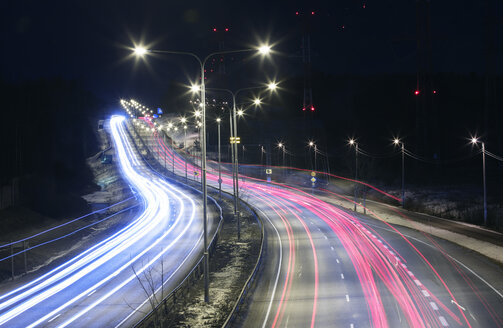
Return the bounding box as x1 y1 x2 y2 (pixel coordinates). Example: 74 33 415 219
471 137 487 226
217 118 222 200
205 83 277 240
349 139 358 211
133 45 271 302
482 142 487 225
401 142 405 207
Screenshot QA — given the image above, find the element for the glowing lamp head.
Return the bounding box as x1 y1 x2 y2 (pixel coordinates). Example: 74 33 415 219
253 98 262 106
309 141 314 147
471 137 478 144
349 139 355 145
134 47 147 56
267 82 278 90
278 142 283 148
258 45 271 55
394 138 400 145
216 117 221 123
237 109 244 116
194 110 201 118
190 84 201 93
180 117 187 124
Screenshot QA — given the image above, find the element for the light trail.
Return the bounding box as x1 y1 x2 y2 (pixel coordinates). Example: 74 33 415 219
0 116 205 327
145 118 484 327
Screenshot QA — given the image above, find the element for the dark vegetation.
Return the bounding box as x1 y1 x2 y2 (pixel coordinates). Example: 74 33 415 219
0 78 101 227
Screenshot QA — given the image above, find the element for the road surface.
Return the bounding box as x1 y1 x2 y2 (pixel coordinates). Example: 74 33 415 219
0 116 218 327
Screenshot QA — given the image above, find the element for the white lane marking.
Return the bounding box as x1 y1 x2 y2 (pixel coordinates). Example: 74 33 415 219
430 302 439 310
87 290 97 297
401 263 407 269
346 294 350 302
257 207 283 328
421 290 430 297
359 220 503 299
341 273 345 279
414 280 422 286
336 258 340 263
451 299 466 311
350 324 354 328
407 270 414 277
439 316 449 326
331 246 335 251
324 235 328 240
48 314 61 323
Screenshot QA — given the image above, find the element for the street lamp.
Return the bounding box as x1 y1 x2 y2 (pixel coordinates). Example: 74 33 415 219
278 142 285 167
393 138 405 207
471 137 487 225
349 139 358 211
133 44 272 302
308 141 317 172
181 120 188 182
216 117 222 199
203 81 278 240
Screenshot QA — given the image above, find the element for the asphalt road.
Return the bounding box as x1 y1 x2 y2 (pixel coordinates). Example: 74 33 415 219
0 116 218 327
143 117 503 327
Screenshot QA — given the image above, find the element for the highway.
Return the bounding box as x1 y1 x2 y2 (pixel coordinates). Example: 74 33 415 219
0 116 217 327
144 116 503 328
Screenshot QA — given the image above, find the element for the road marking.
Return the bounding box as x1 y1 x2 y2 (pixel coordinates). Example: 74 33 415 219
341 273 345 279
336 258 340 263
324 235 328 240
358 220 503 299
350 324 354 328
414 279 421 286
346 294 350 302
87 290 97 297
331 246 335 251
421 290 430 297
407 270 414 277
430 302 439 310
451 299 466 311
48 314 61 323
439 316 449 326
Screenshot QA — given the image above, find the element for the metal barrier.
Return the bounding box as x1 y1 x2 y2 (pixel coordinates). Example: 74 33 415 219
126 121 225 328
221 199 265 327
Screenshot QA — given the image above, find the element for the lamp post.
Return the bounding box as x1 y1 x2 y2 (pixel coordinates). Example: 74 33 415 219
349 139 358 211
180 117 188 182
278 142 285 167
309 141 317 172
471 137 487 225
204 82 277 240
133 44 271 302
216 117 222 200
394 138 405 207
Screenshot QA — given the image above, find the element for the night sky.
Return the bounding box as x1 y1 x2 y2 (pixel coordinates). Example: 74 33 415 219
1 0 503 187
2 0 502 101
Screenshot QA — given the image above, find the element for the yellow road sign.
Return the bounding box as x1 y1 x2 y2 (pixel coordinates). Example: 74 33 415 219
230 137 241 144
311 171 316 177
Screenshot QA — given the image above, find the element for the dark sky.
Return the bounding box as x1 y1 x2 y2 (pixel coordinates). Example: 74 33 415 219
1 0 502 103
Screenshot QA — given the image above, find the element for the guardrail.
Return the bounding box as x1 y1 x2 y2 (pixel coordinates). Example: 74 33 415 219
221 199 265 327
0 197 140 280
125 120 226 328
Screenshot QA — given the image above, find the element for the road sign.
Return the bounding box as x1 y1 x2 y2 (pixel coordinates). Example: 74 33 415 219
194 171 199 176
265 169 272 175
310 177 316 183
230 136 241 144
311 171 316 177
